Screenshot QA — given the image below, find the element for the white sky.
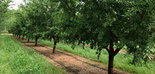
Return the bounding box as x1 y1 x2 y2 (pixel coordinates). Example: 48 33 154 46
9 0 25 10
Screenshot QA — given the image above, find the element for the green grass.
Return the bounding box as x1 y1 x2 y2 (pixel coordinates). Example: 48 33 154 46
38 39 155 74
0 35 65 74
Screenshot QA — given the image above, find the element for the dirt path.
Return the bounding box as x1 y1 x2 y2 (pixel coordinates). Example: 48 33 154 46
13 36 129 74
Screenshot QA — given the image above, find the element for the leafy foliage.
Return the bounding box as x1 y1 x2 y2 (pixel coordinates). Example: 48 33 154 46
0 0 10 33
7 0 155 74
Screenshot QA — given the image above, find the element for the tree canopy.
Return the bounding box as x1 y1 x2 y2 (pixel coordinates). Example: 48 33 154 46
0 0 10 33
7 0 155 74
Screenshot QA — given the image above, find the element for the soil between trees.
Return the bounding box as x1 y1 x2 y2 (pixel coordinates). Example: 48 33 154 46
13 36 129 74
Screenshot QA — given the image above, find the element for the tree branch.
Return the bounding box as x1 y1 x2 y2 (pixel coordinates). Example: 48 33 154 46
104 46 110 53
114 47 123 56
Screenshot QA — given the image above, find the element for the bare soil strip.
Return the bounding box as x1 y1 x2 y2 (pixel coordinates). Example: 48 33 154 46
13 36 129 74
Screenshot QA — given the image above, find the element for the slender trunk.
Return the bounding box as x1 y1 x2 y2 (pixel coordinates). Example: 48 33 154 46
108 38 114 74
18 35 20 39
53 40 57 53
50 38 52 42
132 52 139 65
108 53 114 74
22 36 24 40
78 37 81 45
90 44 94 49
78 41 80 45
35 37 38 46
97 51 101 60
27 38 30 43
82 43 85 49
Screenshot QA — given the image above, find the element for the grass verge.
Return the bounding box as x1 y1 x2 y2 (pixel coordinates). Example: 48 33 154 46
0 35 65 74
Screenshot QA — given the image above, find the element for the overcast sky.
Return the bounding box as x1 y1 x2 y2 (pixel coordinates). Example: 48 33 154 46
9 0 24 10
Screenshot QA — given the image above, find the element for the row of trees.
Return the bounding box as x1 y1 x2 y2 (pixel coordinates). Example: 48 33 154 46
0 0 10 33
8 0 155 74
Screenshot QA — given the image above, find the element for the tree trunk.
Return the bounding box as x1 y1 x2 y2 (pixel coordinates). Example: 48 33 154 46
78 41 80 45
53 40 57 53
35 37 38 46
18 35 20 39
22 37 24 40
82 43 85 49
78 37 81 45
27 38 30 43
108 39 115 74
97 51 101 60
22 35 24 40
132 52 140 65
90 44 94 49
108 54 114 74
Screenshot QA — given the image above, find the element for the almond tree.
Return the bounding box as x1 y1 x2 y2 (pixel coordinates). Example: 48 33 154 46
58 0 155 74
0 0 10 33
24 0 51 46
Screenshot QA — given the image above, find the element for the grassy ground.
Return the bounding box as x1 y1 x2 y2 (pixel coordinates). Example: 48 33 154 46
0 35 65 74
38 39 155 74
